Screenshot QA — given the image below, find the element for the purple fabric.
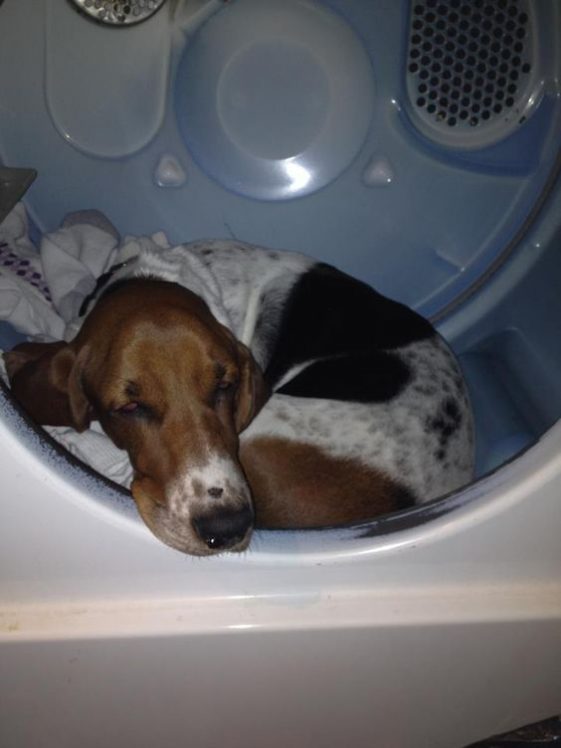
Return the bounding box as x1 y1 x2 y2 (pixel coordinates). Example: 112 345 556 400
0 241 51 301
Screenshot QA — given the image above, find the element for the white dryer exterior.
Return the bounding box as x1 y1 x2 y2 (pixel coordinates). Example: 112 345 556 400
1 411 561 748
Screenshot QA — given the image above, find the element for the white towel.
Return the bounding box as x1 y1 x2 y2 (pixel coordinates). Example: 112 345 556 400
0 205 122 339
45 422 133 486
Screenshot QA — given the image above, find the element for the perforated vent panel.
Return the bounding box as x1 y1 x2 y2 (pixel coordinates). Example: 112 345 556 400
406 0 538 147
68 0 167 26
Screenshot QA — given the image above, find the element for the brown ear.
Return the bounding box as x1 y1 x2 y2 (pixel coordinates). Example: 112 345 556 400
234 342 270 433
3 341 91 431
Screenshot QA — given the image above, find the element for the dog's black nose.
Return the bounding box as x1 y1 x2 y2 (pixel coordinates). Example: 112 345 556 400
193 506 253 551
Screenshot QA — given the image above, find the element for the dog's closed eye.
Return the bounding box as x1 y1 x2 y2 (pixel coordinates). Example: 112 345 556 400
212 377 238 406
115 401 140 415
216 379 235 393
110 401 157 420
109 399 161 424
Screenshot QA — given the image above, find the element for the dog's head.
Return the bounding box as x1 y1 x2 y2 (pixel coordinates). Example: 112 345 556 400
4 279 269 555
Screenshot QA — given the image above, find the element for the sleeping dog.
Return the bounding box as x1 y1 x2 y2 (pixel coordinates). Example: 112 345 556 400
4 240 474 555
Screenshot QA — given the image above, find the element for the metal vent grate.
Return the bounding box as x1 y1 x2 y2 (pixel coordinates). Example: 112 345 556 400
68 0 167 26
406 0 538 147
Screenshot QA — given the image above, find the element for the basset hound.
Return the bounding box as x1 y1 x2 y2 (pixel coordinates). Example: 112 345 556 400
4 240 475 555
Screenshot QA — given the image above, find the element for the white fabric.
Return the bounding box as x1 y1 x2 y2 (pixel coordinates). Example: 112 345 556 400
40 223 118 322
0 204 65 339
45 422 133 486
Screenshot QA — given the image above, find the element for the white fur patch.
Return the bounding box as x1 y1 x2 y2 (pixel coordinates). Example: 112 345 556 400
168 453 250 520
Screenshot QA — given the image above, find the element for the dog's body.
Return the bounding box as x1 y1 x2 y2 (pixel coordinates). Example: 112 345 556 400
5 240 474 555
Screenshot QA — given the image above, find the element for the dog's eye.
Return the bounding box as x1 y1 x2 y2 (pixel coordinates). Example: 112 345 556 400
213 379 236 406
114 401 140 415
216 380 233 392
110 401 158 423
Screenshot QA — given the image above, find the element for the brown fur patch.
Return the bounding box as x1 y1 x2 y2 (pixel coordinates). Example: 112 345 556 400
240 436 414 529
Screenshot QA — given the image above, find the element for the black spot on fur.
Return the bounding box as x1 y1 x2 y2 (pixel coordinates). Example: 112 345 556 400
265 263 435 389
278 352 412 403
393 484 417 510
427 397 463 451
444 398 461 423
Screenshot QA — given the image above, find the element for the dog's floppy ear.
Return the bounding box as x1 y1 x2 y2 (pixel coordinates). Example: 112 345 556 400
234 341 270 433
3 341 91 431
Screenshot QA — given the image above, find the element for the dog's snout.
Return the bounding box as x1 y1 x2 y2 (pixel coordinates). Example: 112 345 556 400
207 486 224 499
193 506 253 551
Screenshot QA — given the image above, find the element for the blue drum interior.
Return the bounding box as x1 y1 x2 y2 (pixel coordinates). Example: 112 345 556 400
0 0 560 528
